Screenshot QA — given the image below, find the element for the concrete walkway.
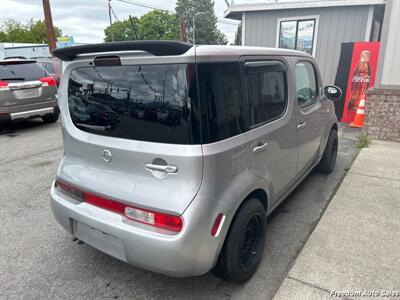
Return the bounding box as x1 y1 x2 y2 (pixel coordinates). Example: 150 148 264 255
273 140 400 300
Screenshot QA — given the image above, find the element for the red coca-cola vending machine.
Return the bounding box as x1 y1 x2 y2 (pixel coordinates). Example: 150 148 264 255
334 42 380 123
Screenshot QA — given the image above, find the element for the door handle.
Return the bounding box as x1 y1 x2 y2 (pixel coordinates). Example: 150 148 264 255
253 142 269 154
145 163 178 174
297 122 307 129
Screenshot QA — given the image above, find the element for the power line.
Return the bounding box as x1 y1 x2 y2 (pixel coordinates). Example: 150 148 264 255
110 5 120 21
114 0 240 26
115 0 173 13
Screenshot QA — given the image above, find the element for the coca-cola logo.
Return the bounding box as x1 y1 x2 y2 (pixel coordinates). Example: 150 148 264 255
352 75 370 83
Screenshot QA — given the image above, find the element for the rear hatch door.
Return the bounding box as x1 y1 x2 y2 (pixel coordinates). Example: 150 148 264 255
60 58 202 215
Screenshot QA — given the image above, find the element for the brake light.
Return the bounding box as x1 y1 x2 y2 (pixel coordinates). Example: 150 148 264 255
124 207 182 233
55 180 183 233
0 81 8 89
40 76 56 87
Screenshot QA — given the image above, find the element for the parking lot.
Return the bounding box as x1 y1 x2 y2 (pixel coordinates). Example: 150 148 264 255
0 120 359 300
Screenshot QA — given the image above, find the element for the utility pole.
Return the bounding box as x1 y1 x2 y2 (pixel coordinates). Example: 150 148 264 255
42 0 57 53
108 0 114 41
179 17 187 42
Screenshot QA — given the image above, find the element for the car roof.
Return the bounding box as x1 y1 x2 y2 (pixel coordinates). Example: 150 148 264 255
194 45 311 58
53 40 311 62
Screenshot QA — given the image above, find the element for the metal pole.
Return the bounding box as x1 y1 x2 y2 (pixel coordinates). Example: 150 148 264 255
193 17 196 45
42 0 57 53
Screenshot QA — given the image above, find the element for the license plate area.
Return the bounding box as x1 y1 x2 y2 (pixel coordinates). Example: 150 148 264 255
13 88 41 99
73 220 127 262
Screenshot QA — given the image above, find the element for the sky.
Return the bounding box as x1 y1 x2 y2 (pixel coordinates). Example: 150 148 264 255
0 0 243 44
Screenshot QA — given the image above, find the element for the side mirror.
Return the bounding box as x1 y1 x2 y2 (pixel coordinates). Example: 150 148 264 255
324 85 342 101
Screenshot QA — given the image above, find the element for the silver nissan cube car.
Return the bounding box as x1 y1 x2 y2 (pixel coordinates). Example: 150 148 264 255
51 41 341 283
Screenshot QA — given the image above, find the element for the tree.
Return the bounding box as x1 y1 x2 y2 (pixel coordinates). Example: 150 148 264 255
139 11 180 40
104 18 139 42
234 22 242 45
104 11 179 42
0 19 62 43
175 0 228 45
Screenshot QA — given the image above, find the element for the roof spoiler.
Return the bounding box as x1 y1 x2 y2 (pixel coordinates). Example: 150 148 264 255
52 40 193 61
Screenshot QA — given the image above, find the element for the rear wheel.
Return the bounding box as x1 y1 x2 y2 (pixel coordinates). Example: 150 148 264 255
213 198 266 283
316 129 338 174
42 111 59 124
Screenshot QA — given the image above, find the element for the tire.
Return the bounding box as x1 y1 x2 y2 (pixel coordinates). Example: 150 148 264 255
42 111 59 124
213 198 266 283
316 129 338 174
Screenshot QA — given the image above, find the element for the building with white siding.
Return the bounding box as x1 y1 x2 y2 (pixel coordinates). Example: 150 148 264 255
225 0 386 85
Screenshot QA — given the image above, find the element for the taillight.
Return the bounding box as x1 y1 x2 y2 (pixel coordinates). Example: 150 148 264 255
124 207 182 233
40 76 56 87
55 180 84 201
0 81 8 89
55 180 183 233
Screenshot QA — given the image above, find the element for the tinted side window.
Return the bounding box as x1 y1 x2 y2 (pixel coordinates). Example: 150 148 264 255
197 62 244 143
295 61 318 108
247 65 287 126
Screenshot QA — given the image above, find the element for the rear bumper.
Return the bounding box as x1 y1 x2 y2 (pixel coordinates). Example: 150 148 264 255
50 182 224 277
10 106 55 120
0 102 59 124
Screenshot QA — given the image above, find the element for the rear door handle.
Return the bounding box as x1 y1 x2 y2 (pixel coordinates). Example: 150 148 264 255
297 122 307 129
253 142 268 154
145 163 178 174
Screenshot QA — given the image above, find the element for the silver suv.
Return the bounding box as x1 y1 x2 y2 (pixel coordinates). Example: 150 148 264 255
51 41 341 283
0 59 59 124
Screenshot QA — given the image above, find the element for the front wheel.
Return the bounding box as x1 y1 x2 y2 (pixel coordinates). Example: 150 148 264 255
213 198 266 283
316 129 338 174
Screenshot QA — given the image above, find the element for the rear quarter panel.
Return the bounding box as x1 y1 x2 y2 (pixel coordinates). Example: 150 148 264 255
197 133 270 262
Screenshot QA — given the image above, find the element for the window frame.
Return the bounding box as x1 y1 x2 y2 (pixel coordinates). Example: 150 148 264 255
243 59 289 129
295 60 320 109
276 15 319 57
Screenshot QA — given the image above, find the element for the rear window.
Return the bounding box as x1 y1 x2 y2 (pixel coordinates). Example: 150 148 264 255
41 62 56 74
0 61 47 82
68 64 201 144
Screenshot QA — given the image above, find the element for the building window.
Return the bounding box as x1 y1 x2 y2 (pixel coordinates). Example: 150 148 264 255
279 18 316 55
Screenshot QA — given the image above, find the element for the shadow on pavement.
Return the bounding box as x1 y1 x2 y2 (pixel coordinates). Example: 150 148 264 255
0 119 51 137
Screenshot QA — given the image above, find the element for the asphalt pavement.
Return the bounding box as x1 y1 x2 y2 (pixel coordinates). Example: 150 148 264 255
0 120 359 300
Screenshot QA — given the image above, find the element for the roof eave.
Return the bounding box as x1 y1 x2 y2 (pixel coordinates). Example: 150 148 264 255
224 0 385 19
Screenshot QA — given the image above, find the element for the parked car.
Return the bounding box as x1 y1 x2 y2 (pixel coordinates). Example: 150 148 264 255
36 57 62 86
69 95 90 123
86 102 120 129
0 59 59 125
51 41 341 283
